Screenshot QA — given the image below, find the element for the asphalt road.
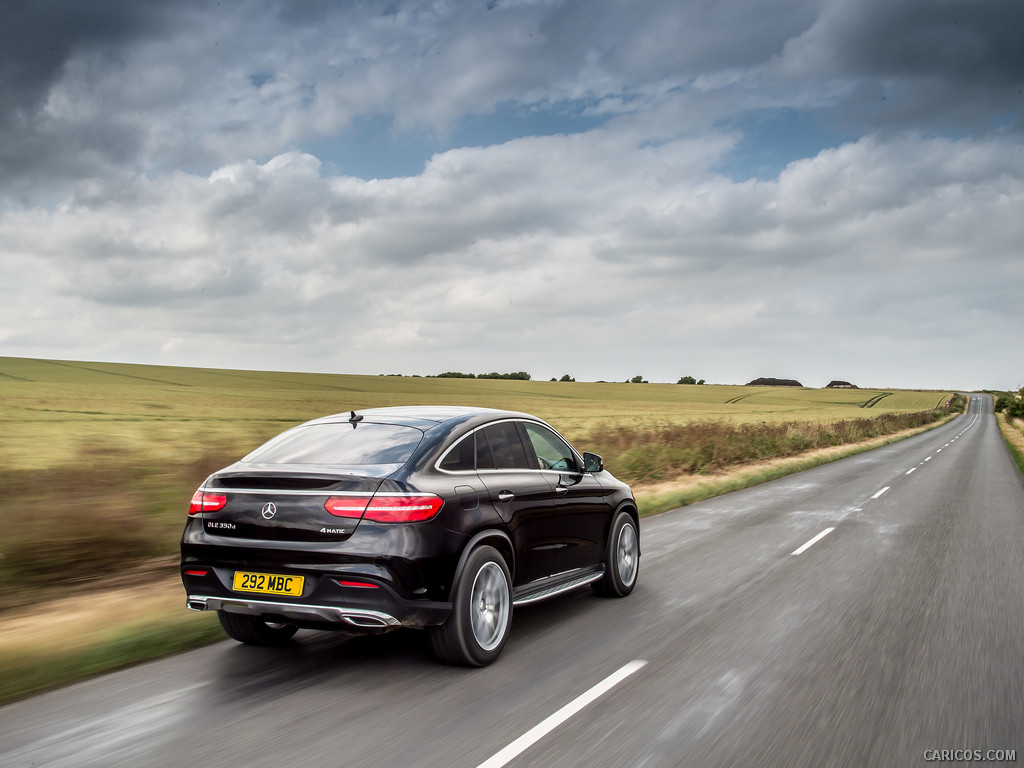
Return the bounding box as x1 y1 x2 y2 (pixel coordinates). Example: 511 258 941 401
2 395 1022 767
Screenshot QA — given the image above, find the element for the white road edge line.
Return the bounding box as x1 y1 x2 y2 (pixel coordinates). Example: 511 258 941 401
476 660 648 768
872 486 890 499
792 527 836 556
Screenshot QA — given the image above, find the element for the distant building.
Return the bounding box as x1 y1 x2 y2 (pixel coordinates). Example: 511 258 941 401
826 380 858 389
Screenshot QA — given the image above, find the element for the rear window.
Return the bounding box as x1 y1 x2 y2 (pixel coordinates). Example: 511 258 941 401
241 423 423 466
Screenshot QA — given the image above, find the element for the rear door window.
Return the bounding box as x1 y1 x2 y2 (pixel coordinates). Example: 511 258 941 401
476 422 532 470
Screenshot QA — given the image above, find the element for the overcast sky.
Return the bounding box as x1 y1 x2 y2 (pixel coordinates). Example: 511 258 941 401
1 0 1022 390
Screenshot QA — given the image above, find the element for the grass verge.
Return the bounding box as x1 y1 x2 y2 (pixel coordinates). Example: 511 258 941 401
997 416 1024 476
0 614 223 705
592 409 950 485
0 578 223 704
0 416 956 706
633 417 954 516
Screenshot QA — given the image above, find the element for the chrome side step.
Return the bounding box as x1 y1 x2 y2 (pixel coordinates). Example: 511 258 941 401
513 567 604 607
186 595 400 628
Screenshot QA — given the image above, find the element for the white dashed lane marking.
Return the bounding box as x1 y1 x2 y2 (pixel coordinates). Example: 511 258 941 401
792 527 836 556
476 661 649 768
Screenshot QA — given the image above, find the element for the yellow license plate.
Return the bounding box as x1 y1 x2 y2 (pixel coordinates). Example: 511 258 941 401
232 571 304 597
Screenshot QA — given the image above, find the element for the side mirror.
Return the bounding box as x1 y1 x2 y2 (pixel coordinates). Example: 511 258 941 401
583 452 604 472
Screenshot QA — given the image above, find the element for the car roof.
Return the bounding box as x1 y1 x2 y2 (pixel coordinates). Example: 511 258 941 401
308 405 535 430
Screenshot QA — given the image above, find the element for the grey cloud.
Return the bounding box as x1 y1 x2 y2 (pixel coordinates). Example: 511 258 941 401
815 0 1024 83
0 0 203 194
779 0 1024 133
10 0 1021 205
537 0 817 79
60 257 263 308
0 0 821 197
0 0 184 118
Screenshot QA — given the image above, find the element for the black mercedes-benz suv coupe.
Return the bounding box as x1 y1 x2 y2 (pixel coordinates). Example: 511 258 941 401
181 405 639 665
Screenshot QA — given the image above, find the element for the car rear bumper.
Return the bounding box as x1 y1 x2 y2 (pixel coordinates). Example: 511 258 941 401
186 594 406 628
181 567 453 629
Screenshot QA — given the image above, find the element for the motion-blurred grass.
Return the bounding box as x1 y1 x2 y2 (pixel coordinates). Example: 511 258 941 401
0 594 224 704
587 410 948 483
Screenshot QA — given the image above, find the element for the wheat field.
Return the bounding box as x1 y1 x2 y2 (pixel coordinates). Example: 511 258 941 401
0 356 953 471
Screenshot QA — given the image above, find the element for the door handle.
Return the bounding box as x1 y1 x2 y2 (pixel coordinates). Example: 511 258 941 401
554 485 568 496
497 491 515 502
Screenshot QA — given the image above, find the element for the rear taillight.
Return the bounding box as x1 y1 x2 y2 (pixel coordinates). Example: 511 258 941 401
324 494 443 523
188 490 227 515
365 495 444 522
324 496 371 516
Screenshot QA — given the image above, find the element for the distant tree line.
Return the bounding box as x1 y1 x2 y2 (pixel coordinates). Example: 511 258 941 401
432 371 532 380
747 377 803 387
388 371 714 384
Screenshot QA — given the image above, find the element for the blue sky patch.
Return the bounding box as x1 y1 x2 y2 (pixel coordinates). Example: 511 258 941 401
714 108 856 181
303 104 607 179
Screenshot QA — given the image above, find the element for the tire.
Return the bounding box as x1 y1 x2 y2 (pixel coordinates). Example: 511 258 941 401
428 545 512 666
218 611 298 646
594 511 639 597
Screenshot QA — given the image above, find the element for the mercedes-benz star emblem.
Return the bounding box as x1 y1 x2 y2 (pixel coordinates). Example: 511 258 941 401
261 502 277 519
